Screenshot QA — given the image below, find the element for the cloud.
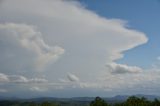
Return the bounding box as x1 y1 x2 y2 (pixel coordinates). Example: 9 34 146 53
9 75 48 84
0 73 47 84
106 63 142 74
67 73 79 82
79 82 102 89
0 0 147 64
0 0 152 96
0 23 64 70
69 69 160 94
0 73 9 82
30 86 47 92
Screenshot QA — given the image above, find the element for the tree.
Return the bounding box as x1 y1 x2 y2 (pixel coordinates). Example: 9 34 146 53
152 98 160 106
29 102 38 106
90 97 109 106
124 96 151 106
40 101 58 106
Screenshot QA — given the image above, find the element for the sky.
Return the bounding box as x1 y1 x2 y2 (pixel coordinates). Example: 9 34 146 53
0 0 160 98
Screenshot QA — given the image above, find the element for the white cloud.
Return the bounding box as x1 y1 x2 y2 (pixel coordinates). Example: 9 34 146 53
0 23 64 70
29 78 48 83
9 75 29 83
63 69 160 93
0 73 47 84
9 75 48 84
106 63 142 74
0 0 147 64
30 86 47 92
0 73 9 82
0 0 153 96
79 82 102 89
67 73 79 82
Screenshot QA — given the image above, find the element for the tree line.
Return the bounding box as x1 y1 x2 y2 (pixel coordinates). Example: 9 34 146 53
90 96 160 106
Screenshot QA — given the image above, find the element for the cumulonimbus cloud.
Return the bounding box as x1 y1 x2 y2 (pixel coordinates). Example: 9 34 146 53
0 0 155 96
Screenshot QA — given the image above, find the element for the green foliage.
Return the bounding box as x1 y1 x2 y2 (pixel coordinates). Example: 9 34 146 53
89 96 160 106
124 96 150 106
40 101 58 106
29 102 38 106
151 98 160 106
90 97 109 106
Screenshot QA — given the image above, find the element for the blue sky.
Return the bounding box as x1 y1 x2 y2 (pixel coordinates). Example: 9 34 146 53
0 0 160 98
80 0 160 68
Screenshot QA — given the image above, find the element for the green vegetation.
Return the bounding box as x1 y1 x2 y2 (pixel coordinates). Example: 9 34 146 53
90 97 109 106
90 96 160 106
0 96 160 106
0 100 88 106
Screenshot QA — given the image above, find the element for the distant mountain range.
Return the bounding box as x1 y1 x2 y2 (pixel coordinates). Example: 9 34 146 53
103 94 160 103
0 94 159 103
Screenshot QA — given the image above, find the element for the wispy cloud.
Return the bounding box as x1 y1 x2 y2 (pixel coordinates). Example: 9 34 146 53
0 72 47 84
30 86 47 92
